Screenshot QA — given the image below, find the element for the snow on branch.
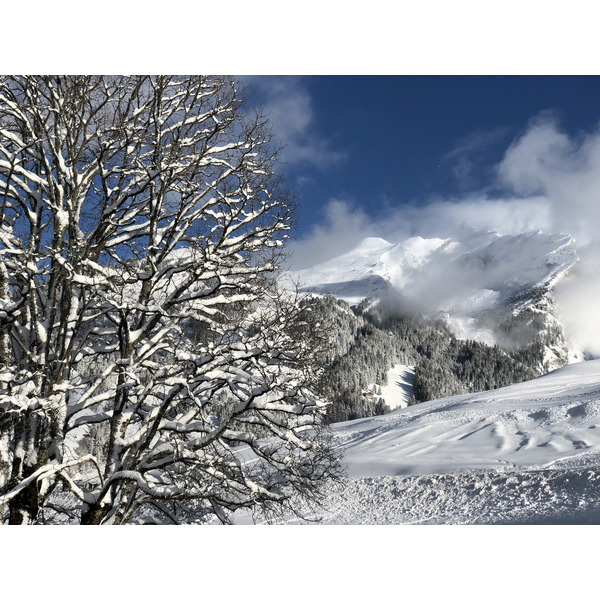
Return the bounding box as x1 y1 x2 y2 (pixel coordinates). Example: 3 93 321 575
0 75 340 525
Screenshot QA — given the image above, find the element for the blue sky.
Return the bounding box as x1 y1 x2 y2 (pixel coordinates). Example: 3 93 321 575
243 75 600 268
244 74 600 355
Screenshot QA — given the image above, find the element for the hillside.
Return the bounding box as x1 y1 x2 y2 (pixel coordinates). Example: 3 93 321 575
233 359 600 524
306 295 552 423
285 230 579 370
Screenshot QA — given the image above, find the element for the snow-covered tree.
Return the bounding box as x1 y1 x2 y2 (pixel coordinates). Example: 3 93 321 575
0 76 340 524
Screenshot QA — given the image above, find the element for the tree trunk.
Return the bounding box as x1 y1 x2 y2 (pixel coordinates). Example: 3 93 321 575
80 502 110 525
7 482 39 525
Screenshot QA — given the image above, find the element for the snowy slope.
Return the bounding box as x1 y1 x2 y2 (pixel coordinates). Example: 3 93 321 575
283 237 394 305
334 359 600 477
376 364 415 410
233 359 600 524
285 235 443 305
285 231 578 314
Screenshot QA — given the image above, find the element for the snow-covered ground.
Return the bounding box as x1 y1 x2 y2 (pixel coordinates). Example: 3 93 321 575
378 364 415 410
234 359 600 524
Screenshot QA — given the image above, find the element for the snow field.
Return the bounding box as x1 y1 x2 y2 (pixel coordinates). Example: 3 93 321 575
234 359 600 524
333 359 600 478
377 364 415 410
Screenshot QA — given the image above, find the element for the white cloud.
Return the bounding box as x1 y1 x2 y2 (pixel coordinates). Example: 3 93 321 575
400 196 552 239
498 112 600 246
554 243 600 358
291 113 600 260
288 195 552 269
442 127 509 187
287 199 376 268
497 113 600 356
242 76 346 168
288 113 600 356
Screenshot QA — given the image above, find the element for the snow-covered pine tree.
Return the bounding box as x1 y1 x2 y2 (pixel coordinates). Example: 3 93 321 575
0 76 340 524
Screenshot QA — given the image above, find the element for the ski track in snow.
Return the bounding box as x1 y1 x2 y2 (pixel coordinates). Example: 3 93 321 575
233 359 600 525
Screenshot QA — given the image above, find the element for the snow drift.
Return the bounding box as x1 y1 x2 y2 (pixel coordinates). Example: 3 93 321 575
234 359 600 524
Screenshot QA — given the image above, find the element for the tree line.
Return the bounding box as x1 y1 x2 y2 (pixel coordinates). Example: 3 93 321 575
305 294 559 422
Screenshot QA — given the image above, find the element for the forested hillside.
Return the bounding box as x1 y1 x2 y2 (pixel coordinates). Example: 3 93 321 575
307 295 558 423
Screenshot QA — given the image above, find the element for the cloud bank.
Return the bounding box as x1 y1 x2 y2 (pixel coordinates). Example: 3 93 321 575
242 76 346 168
499 114 600 357
287 195 553 269
289 113 600 357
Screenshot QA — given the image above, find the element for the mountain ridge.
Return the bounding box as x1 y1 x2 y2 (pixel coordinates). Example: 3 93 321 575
286 230 577 309
284 229 579 369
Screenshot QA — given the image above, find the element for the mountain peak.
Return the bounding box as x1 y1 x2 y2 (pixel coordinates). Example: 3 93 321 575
284 229 578 315
348 236 393 252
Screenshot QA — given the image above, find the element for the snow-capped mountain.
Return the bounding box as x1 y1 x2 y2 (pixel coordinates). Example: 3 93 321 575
284 230 579 367
287 230 576 309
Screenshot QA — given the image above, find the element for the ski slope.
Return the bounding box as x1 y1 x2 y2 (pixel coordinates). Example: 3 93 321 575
335 359 600 477
235 359 600 524
378 364 415 410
